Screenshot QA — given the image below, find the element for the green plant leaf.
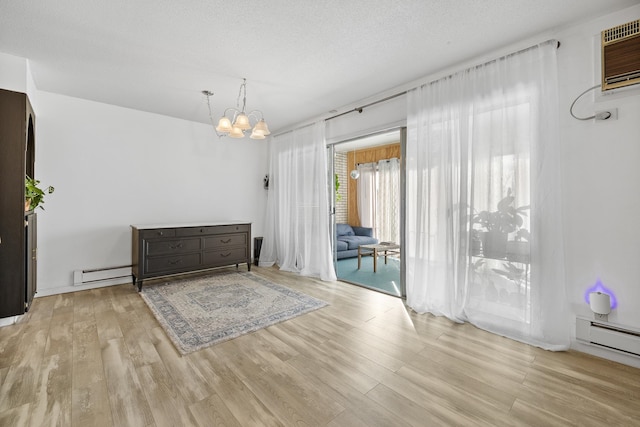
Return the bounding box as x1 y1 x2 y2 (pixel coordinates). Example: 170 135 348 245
497 196 514 212
25 175 54 210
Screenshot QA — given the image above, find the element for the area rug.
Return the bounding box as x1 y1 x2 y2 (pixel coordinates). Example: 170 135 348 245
140 271 328 354
336 256 402 297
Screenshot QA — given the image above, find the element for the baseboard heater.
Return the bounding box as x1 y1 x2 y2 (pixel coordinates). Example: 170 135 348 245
73 265 132 286
576 317 640 357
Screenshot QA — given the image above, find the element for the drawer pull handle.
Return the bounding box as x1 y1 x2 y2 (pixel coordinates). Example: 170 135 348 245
157 231 164 236
170 243 183 249
220 239 231 244
167 259 182 265
220 252 231 257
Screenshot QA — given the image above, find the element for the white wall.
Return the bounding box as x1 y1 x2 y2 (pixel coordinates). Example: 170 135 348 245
0 52 28 93
325 94 406 144
318 5 640 366
556 6 640 365
34 91 268 295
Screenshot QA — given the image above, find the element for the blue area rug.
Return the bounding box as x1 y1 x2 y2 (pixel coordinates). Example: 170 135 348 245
336 256 402 296
140 271 328 354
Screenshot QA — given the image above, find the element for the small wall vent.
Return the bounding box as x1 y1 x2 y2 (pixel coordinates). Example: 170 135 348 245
602 19 640 91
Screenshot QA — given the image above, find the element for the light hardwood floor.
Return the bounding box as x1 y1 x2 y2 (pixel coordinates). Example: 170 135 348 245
1 266 639 426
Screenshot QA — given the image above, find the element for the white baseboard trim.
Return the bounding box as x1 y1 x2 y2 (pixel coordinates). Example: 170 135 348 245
571 340 640 369
0 315 21 328
35 276 133 297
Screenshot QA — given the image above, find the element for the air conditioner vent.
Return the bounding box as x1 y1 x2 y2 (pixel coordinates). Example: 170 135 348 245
602 19 640 91
603 19 639 43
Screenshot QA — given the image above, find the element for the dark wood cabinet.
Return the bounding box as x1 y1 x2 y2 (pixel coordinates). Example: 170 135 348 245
131 222 251 291
0 89 37 317
25 212 37 308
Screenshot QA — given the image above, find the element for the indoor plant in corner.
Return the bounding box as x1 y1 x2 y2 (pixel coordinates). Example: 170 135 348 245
472 188 529 258
25 175 54 211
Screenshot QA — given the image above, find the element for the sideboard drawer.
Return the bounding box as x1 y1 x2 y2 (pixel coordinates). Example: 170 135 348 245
203 233 247 249
203 247 248 266
145 253 201 274
146 238 201 256
176 224 250 237
175 227 210 237
141 228 176 239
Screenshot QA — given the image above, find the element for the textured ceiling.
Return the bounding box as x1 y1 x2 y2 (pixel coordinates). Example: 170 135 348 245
1 0 638 134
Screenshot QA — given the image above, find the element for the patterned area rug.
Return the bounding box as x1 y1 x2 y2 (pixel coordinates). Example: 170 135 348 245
140 271 328 354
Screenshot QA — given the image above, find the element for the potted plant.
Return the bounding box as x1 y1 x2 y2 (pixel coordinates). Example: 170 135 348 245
506 228 530 262
492 261 528 293
25 175 54 211
472 188 528 258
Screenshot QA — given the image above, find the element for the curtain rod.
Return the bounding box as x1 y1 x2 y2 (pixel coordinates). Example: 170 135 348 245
325 91 407 122
355 158 398 166
323 39 559 124
435 39 561 80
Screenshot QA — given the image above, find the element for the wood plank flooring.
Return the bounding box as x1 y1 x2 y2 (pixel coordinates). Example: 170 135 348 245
1 266 639 426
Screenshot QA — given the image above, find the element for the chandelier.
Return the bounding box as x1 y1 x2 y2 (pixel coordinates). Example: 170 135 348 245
202 78 270 140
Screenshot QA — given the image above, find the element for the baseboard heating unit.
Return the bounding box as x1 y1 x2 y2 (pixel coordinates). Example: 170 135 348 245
73 265 132 286
576 317 640 357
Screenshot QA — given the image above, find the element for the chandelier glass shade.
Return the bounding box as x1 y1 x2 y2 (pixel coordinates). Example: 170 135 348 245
215 116 232 133
203 78 270 140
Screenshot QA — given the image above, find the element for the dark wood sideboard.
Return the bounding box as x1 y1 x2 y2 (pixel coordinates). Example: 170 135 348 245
131 222 251 291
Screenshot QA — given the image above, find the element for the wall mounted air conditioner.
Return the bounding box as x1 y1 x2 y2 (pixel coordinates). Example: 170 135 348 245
602 19 640 91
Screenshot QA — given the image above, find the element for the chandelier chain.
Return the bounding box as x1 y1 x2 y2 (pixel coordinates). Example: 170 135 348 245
237 78 247 112
204 92 216 128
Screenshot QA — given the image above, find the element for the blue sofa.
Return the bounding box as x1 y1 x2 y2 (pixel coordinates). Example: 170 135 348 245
336 223 378 259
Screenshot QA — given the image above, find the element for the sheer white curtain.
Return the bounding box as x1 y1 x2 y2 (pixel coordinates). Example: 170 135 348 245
406 40 568 350
376 158 400 243
356 162 377 230
259 121 336 281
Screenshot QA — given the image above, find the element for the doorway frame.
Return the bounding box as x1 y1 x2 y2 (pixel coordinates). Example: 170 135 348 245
327 126 407 298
